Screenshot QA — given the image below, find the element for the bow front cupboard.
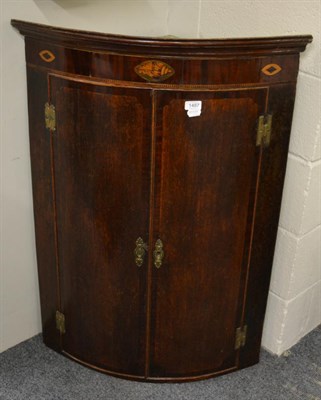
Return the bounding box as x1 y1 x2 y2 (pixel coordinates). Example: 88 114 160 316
11 20 312 382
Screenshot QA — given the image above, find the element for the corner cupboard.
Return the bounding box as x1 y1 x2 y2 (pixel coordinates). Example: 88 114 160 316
11 20 312 382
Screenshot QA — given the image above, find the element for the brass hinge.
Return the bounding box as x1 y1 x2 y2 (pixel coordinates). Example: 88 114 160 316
235 325 247 350
45 102 56 131
256 114 272 147
55 310 65 334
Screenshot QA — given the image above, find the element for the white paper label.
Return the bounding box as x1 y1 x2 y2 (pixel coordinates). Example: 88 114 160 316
185 101 202 117
187 110 201 118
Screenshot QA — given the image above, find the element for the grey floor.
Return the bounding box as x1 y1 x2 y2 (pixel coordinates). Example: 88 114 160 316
0 325 320 400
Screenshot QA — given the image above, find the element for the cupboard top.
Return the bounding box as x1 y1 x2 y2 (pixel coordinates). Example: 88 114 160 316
11 20 312 86
11 20 312 57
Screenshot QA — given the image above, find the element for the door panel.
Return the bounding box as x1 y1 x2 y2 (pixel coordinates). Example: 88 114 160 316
150 89 267 377
50 77 152 376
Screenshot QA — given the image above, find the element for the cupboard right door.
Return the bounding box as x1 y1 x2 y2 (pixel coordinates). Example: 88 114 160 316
149 88 268 379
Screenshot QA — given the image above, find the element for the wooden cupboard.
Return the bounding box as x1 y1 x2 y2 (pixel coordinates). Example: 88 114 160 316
11 20 312 382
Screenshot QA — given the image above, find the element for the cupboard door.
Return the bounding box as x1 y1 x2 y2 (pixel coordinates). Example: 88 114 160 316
50 77 152 376
150 89 267 378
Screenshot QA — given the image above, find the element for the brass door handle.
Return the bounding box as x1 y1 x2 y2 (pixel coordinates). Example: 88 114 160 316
134 237 148 267
153 239 164 269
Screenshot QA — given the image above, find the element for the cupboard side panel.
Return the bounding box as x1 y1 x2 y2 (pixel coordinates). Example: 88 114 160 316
239 84 296 367
26 67 60 351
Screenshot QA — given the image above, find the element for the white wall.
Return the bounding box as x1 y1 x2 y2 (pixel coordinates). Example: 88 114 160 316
0 0 320 354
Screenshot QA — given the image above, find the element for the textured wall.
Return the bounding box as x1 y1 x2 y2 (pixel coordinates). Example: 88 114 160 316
0 0 320 354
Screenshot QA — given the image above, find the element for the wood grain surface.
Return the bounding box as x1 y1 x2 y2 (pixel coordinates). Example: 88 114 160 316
12 19 312 381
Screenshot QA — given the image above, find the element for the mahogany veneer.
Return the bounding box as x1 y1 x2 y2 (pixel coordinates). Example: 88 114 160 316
11 19 312 382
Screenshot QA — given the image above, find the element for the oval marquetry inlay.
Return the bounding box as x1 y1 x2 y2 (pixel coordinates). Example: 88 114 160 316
261 63 282 76
135 60 175 82
39 50 56 63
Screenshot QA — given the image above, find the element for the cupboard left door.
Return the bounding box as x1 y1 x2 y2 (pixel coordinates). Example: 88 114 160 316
49 76 152 377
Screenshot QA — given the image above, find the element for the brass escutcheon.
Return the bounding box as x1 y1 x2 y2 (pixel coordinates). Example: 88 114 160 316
153 239 164 269
134 237 148 267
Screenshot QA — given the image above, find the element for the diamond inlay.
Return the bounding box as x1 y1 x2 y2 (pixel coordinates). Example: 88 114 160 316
39 50 56 63
261 63 282 76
